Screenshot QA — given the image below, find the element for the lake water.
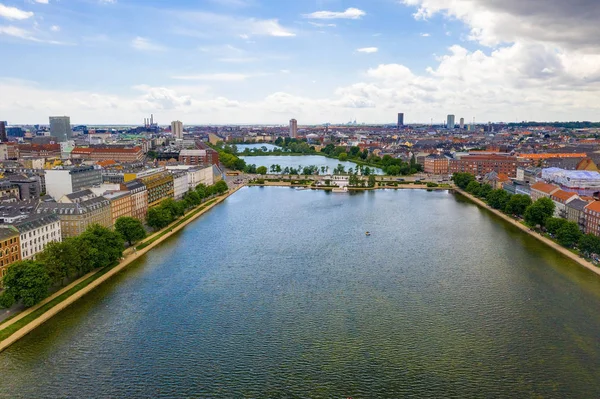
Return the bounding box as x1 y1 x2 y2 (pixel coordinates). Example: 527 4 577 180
240 155 384 175
236 143 281 151
1 188 600 398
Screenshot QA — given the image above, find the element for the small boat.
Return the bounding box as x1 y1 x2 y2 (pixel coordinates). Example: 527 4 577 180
365 232 371 236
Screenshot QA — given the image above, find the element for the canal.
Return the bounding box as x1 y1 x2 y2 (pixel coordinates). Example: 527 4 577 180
1 188 599 398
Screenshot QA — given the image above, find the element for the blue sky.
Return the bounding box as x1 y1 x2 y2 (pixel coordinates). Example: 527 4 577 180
1 0 599 124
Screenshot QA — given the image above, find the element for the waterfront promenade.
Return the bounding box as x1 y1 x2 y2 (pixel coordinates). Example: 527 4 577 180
0 185 244 353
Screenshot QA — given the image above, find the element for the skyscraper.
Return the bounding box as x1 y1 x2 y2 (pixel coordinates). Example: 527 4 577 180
49 116 72 142
171 120 183 139
459 117 465 129
397 113 404 128
0 121 6 143
289 119 298 138
447 115 455 130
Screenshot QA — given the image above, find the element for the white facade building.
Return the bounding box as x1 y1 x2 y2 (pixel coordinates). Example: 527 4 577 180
15 214 62 260
167 165 223 190
172 171 189 200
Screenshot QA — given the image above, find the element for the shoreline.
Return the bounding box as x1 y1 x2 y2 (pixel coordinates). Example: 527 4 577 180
0 186 243 353
455 188 600 278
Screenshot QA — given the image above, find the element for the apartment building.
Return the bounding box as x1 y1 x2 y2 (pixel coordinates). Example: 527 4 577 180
37 194 112 238
139 171 174 208
0 227 21 278
15 213 62 260
120 180 148 221
449 154 518 178
104 191 132 226
45 166 103 200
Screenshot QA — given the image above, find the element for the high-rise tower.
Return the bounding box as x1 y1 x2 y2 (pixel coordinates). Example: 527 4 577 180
289 119 298 138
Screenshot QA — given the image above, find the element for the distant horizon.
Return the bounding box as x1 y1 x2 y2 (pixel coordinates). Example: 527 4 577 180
6 120 600 128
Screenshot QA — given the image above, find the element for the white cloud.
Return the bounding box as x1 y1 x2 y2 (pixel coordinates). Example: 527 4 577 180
0 4 34 20
357 47 378 54
34 0 49 4
131 37 166 51
303 7 366 20
420 33 430 37
308 22 336 28
0 25 70 44
171 73 254 81
401 0 600 50
50 25 60 32
173 11 295 38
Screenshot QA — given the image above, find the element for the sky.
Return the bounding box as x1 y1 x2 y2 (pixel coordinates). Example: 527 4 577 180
1 0 600 125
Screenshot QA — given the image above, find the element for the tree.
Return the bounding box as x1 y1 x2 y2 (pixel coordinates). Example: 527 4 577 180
184 191 201 207
504 194 532 216
214 180 229 194
147 207 172 230
338 152 348 161
466 181 481 196
80 224 124 269
256 166 268 175
115 217 146 246
368 175 376 188
1 261 51 308
478 184 493 199
161 198 185 218
386 165 401 176
524 197 556 227
487 189 510 210
452 173 476 190
556 222 582 248
37 240 81 285
196 184 207 199
545 217 567 235
579 234 600 255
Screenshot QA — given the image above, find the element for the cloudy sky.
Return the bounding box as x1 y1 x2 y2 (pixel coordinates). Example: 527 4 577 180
1 0 599 125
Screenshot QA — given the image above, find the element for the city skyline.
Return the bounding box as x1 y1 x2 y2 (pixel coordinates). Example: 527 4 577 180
1 0 600 124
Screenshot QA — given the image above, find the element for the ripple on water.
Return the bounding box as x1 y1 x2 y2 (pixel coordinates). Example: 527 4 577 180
0 188 600 398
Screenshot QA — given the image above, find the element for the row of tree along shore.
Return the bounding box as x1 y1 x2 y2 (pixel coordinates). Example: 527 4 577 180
0 180 229 311
453 173 600 260
213 138 423 176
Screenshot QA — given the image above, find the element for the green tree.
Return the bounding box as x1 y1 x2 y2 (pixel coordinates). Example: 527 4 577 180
579 234 600 255
80 224 124 269
545 217 567 235
524 197 556 227
214 180 229 194
161 198 185 218
1 261 51 308
368 175 376 188
452 173 476 190
386 165 401 176
147 207 172 230
256 166 268 175
556 222 582 248
504 194 532 216
184 191 201 207
37 240 81 285
196 184 207 199
478 184 493 199
115 217 146 246
338 152 348 161
487 189 510 210
466 181 481 196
